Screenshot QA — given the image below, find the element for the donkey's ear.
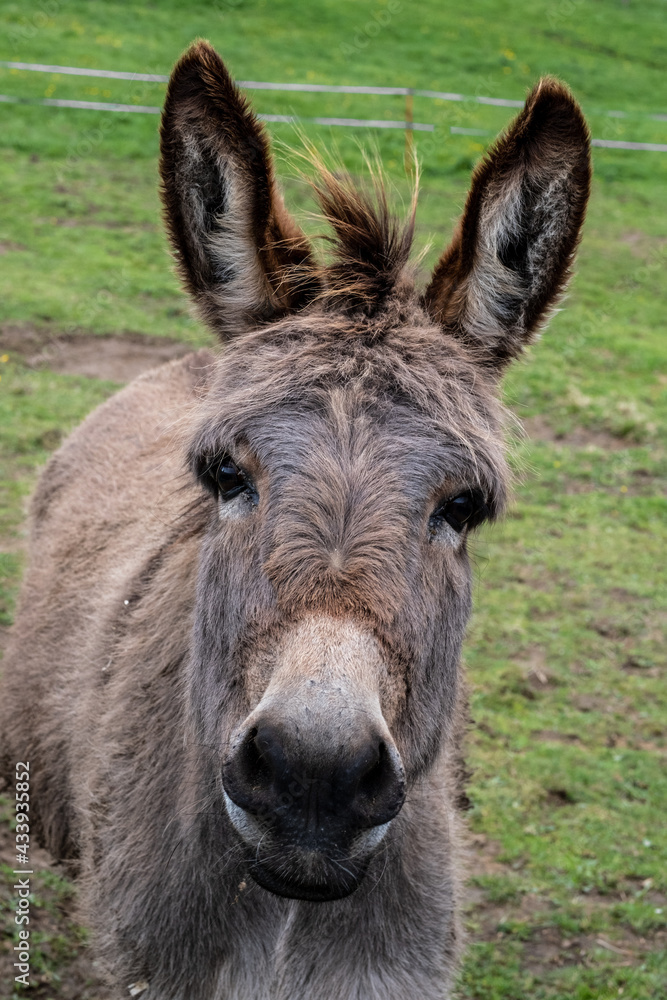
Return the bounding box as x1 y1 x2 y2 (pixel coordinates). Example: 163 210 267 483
160 41 321 340
423 78 591 369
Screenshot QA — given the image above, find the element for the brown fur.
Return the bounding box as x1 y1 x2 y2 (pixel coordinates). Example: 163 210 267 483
0 40 590 1000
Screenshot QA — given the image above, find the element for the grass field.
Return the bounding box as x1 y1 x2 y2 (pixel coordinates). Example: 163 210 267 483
1 1 666 998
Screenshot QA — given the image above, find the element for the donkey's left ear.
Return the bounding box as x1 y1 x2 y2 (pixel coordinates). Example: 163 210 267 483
160 40 321 340
423 78 591 369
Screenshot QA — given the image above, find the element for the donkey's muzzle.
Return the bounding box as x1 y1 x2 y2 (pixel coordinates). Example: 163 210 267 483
222 711 405 899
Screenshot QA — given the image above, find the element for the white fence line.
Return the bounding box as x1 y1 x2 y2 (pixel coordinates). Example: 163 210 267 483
0 93 161 114
0 60 521 107
0 60 169 83
590 138 667 152
1 63 666 151
260 112 433 131
2 59 666 121
0 93 433 130
2 92 665 150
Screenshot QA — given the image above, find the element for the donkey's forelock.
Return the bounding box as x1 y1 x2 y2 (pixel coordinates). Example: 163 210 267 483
308 160 418 319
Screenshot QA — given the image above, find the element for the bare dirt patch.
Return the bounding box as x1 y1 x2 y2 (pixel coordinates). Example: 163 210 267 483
522 414 631 451
0 323 194 384
520 925 650 975
0 626 11 655
544 787 577 806
0 241 27 255
532 729 582 743
464 842 664 979
509 565 552 591
29 336 192 383
571 693 607 713
619 229 667 259
467 834 508 876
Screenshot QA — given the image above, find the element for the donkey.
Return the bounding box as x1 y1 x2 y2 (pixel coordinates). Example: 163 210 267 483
0 41 590 1000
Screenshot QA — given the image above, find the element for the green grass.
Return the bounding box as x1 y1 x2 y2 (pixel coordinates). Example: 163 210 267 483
1 1 666 997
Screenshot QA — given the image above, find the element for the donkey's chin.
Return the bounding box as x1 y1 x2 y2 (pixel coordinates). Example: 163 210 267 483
247 850 368 902
223 792 389 901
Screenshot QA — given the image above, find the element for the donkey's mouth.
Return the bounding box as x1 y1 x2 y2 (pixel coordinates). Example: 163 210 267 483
246 849 368 902
224 789 392 900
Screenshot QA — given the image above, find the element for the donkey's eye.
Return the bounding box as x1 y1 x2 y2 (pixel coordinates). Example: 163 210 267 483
214 456 247 501
432 491 488 534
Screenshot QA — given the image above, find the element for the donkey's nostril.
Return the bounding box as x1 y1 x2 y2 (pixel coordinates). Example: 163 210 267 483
352 739 405 827
243 726 273 785
357 739 386 795
224 716 405 839
233 723 284 792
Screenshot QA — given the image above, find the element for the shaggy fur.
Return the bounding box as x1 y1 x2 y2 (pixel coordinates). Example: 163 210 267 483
0 40 590 1000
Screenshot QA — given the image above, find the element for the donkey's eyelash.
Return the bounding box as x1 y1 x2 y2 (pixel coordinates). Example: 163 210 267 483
194 454 248 493
430 489 490 535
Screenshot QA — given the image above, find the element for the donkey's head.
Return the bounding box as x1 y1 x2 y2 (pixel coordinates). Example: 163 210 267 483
160 41 590 902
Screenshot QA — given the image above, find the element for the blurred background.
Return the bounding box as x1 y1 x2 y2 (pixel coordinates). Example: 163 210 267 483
0 1 665 997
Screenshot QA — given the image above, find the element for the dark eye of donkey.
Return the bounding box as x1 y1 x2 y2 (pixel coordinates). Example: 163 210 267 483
215 456 247 501
432 491 488 534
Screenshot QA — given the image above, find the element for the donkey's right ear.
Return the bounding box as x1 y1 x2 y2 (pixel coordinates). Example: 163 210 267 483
160 41 321 340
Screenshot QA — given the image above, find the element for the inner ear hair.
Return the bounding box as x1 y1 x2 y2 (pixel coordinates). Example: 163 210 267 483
423 77 591 369
159 40 321 340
